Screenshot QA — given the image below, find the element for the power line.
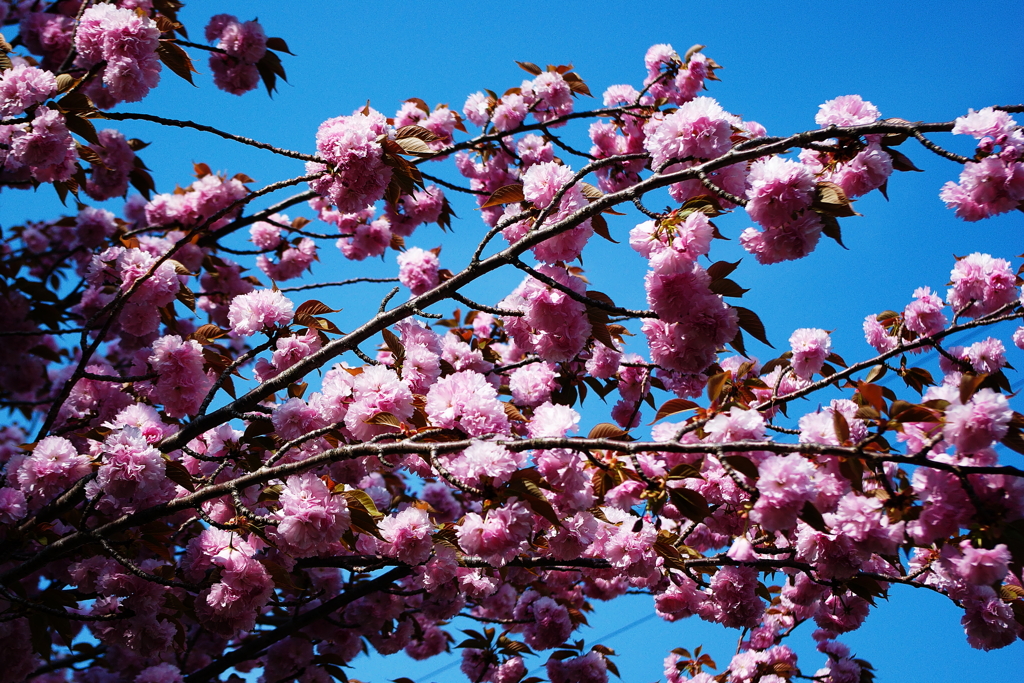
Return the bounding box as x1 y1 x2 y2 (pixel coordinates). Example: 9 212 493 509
415 611 659 682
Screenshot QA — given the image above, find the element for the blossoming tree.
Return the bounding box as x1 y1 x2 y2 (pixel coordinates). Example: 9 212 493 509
0 3 1023 683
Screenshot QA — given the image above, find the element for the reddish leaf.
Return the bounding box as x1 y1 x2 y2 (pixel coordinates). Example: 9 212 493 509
480 184 525 208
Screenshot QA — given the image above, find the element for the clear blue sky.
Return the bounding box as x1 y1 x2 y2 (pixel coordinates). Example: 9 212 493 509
3 1 1023 681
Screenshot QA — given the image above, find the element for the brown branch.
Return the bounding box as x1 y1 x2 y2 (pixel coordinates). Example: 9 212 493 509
102 112 320 162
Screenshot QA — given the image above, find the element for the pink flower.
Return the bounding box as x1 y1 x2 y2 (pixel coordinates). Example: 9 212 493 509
85 129 135 201
149 335 213 418
815 95 880 127
444 441 526 488
227 289 294 337
75 4 162 104
456 498 533 566
521 71 574 123
135 664 183 683
307 109 393 212
16 435 92 503
425 370 510 436
704 406 765 442
501 266 592 362
751 454 817 531
0 64 56 117
0 488 27 524
509 361 558 407
962 337 1006 374
940 157 1024 221
337 217 392 261
257 237 317 281
863 313 899 353
272 472 351 556
739 211 823 265
746 156 816 228
953 541 1011 586
492 92 528 131
947 253 1018 318
789 328 831 379
463 91 492 127
944 388 1011 454
90 427 175 512
379 506 434 565
826 141 893 198
644 97 735 166
903 286 947 336
397 247 440 295
1014 326 1024 351
9 106 77 183
344 365 414 441
952 107 1017 140
206 15 267 95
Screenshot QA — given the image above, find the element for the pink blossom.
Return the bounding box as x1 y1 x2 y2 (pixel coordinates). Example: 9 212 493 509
700 565 764 628
380 506 434 565
644 97 735 166
944 388 1011 454
952 107 1017 140
255 328 324 384
826 141 893 198
704 406 766 442
0 64 56 118
397 247 440 295
425 370 510 436
457 498 533 566
739 211 823 265
1014 326 1024 350
227 289 294 336
863 313 899 353
528 402 580 438
463 91 492 127
149 335 213 418
9 106 77 183
509 361 558 407
789 328 831 379
19 12 75 71
75 4 162 104
344 365 414 441
445 441 526 488
547 652 608 683
307 109 393 212
961 586 1020 650
0 488 27 524
946 253 1018 318
953 541 1011 586
903 286 947 336
257 237 317 281
135 664 183 683
962 337 1006 374
273 472 351 556
386 186 446 237
521 71 574 124
337 217 392 261
751 454 817 531
746 156 816 228
16 435 92 503
940 157 1024 221
815 95 880 127
206 15 267 95
250 220 283 250
90 427 175 512
492 92 528 132
518 133 555 167
501 266 592 362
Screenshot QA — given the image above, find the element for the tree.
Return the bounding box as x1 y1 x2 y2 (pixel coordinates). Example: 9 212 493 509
0 3 1022 683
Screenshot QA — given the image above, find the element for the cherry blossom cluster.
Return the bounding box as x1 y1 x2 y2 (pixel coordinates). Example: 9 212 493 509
0 13 1023 683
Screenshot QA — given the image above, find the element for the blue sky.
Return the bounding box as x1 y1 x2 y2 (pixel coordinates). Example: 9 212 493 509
4 0 1024 681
